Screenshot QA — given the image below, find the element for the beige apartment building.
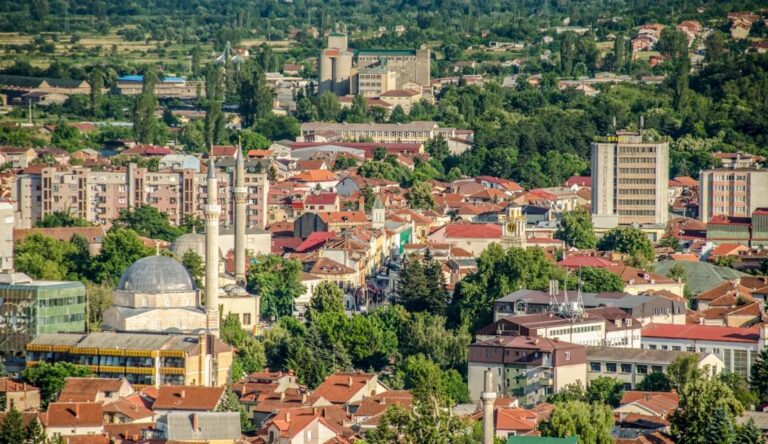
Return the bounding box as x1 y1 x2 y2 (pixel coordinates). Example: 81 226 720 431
13 161 268 229
699 168 768 222
591 131 669 226
299 121 465 144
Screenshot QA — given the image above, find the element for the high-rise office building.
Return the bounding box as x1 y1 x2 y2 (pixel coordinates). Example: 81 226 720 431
591 130 669 226
699 168 768 222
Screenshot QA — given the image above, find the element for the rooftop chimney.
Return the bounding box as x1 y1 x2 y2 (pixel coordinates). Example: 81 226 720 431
285 412 291 423
347 376 353 387
191 413 199 431
75 403 80 419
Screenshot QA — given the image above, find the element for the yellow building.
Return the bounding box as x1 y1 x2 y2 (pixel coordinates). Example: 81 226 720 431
27 331 233 388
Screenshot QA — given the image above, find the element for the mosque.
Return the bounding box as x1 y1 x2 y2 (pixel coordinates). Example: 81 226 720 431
102 148 258 337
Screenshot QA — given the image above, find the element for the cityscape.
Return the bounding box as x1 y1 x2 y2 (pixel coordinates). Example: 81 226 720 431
0 0 767 443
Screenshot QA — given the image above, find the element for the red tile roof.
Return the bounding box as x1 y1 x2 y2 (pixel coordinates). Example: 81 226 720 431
59 377 127 402
295 231 336 253
0 378 38 394
641 324 760 344
211 145 238 157
476 176 524 192
291 169 338 182
558 256 616 269
708 215 751 226
151 386 224 411
565 175 593 187
305 193 338 206
317 211 368 224
312 372 381 405
42 402 103 428
443 223 502 239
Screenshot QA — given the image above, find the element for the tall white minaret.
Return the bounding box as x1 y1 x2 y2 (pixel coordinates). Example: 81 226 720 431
204 154 221 336
234 146 247 284
481 369 496 444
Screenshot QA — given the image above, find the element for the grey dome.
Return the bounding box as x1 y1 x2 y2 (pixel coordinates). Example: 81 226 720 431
171 233 206 259
118 256 195 293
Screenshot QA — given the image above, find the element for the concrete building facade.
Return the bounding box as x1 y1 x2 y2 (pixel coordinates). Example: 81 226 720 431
591 131 669 226
699 168 768 222
13 161 269 229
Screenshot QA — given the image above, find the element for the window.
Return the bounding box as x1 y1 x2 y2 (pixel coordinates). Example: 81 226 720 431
713 348 721 355
652 366 663 373
565 352 571 361
590 362 601 372
649 344 657 350
637 365 648 374
661 345 668 350
243 313 251 325
621 364 632 373
606 363 617 373
672 346 681 351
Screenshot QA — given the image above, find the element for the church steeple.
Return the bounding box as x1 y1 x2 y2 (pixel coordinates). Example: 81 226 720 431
234 145 247 283
204 153 221 336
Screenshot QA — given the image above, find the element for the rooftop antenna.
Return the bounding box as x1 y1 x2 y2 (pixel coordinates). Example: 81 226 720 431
548 279 560 313
612 116 617 132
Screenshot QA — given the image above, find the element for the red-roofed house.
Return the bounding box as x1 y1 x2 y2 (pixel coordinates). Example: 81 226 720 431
616 391 679 419
428 223 502 257
476 176 524 193
303 193 339 212
211 145 238 158
42 402 104 438
557 255 616 269
606 265 685 298
151 386 225 413
295 231 336 253
565 175 592 190
641 324 761 380
258 406 355 443
311 372 388 406
0 378 40 412
290 170 339 191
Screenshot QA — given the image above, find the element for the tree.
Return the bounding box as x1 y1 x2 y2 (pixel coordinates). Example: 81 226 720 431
295 96 318 122
238 61 274 127
405 181 435 210
50 124 82 152
203 100 226 147
191 46 203 78
307 281 345 320
85 282 113 332
90 228 153 285
246 255 306 320
35 211 91 228
554 208 597 249
22 362 91 407
540 400 613 444
90 67 104 117
705 31 726 62
598 227 654 266
181 250 204 290
220 313 266 381
396 254 430 312
750 346 768 404
423 251 449 315
398 354 469 403
30 0 49 21
719 372 758 410
373 147 387 161
343 95 370 123
667 353 701 390
734 419 762 444
658 231 681 252
670 377 743 444
15 233 79 280
548 381 586 404
239 128 270 150
132 68 160 143
636 371 671 392
576 267 624 293
666 263 687 284
366 397 478 444
361 185 375 212
0 407 25 444
115 205 184 242
25 417 45 444
425 134 450 163
586 376 624 407
315 92 341 122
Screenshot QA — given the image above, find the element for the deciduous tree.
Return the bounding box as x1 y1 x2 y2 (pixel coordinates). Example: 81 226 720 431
540 400 613 444
555 207 597 249
669 377 743 444
22 362 91 407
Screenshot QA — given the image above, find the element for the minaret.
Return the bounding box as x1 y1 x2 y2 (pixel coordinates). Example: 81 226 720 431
481 369 496 444
234 146 247 284
204 155 221 336
372 195 385 229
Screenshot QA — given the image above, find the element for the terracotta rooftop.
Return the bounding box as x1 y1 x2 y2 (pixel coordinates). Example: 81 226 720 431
308 257 356 276
42 402 103 428
59 377 127 402
312 372 381 405
291 169 338 182
152 386 224 411
317 211 368 224
0 378 38 394
641 324 760 344
305 193 338 206
443 223 502 239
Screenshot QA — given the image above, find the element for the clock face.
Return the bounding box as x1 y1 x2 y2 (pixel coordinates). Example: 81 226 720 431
506 222 515 232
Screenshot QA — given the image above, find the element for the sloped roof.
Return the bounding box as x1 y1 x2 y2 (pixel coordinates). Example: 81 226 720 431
59 377 128 402
152 386 224 411
42 402 103 428
654 260 747 295
641 324 759 344
443 223 502 239
312 372 381 405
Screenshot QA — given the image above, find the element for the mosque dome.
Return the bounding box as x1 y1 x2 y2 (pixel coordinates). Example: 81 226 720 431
118 256 195 293
170 233 206 259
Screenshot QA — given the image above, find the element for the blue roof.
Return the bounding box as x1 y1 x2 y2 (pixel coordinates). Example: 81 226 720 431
118 75 186 83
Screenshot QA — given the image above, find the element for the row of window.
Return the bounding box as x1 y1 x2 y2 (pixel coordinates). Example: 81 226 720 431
590 361 663 374
548 325 602 336
39 296 85 307
618 168 658 174
618 178 656 185
617 199 657 206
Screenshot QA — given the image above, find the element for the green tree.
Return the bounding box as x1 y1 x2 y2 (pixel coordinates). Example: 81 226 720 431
576 267 624 293
25 417 45 444
22 362 91 407
238 61 274 127
366 397 478 443
51 124 82 152
719 372 758 410
666 263 687 284
246 255 306 320
85 281 113 332
220 313 266 380
636 371 672 392
132 68 160 143
658 231 681 252
343 95 370 123
115 205 184 242
398 354 469 403
667 353 701 390
295 96 318 122
343 314 398 371
734 419 763 444
555 208 597 249
204 100 226 147
35 211 92 228
315 92 341 122
405 181 435 210
396 254 430 312
90 67 104 117
90 228 153 285
670 377 743 444
425 134 450 163
0 407 25 444
30 0 49 21
547 381 587 404
586 376 624 407
307 281 345 320
15 233 78 280
750 347 768 404
181 250 204 290
361 185 375 212
540 400 613 444
239 128 270 150
705 31 726 62
598 227 654 266
423 251 449 315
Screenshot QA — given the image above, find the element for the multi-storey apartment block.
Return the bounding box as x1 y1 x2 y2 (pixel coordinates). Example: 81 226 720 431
699 168 768 222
